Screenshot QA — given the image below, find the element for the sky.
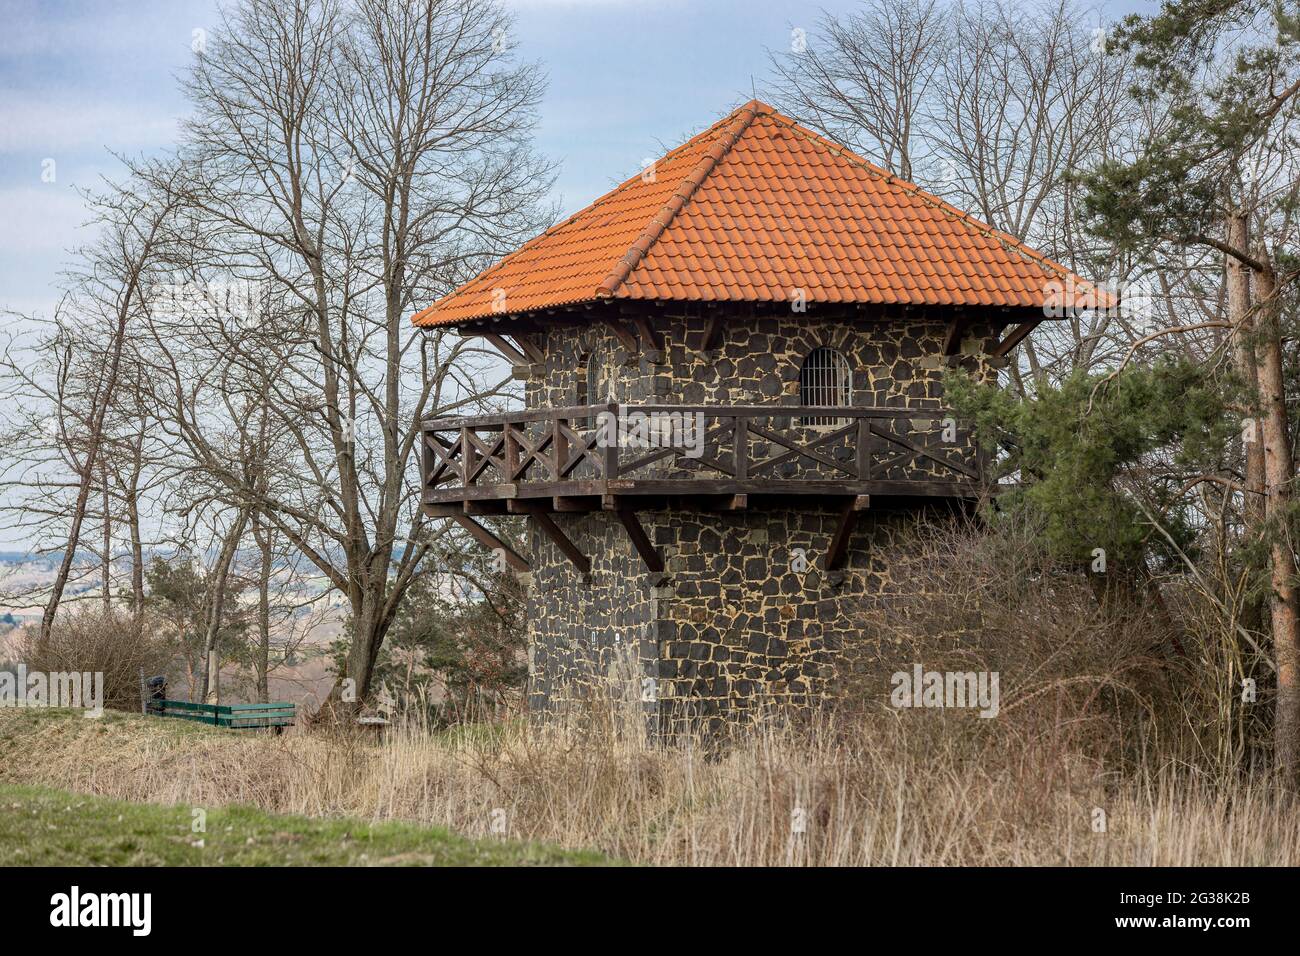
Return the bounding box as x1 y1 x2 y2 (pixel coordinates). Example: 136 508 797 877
0 0 1149 319
0 0 1144 547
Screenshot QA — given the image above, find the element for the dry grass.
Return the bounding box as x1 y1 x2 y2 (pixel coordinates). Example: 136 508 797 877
2 705 1297 866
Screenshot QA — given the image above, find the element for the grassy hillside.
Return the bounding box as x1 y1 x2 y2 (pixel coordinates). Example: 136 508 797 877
0 782 607 866
0 709 608 866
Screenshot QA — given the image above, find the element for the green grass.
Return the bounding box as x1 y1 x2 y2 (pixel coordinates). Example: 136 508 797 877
0 783 611 867
0 704 220 734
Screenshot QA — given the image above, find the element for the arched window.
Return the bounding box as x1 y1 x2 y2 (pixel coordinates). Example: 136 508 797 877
587 355 601 405
576 349 602 427
576 353 590 406
799 347 851 425
576 351 600 406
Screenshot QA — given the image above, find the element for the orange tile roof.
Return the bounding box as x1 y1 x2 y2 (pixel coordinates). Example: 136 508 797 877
412 100 1109 327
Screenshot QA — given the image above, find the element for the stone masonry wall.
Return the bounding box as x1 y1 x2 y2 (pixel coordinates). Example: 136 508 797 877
527 308 1002 410
521 306 1001 729
524 502 962 733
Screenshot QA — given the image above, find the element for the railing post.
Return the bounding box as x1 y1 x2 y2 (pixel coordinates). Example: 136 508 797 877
552 414 568 481
855 417 871 480
733 414 748 479
602 402 619 479
504 422 519 481
420 423 433 492
460 427 474 486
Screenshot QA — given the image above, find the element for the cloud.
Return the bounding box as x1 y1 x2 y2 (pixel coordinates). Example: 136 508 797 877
504 0 646 7
0 185 93 319
0 0 216 60
0 95 179 155
0 185 89 253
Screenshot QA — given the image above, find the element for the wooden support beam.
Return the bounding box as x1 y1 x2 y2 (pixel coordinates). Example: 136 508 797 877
701 313 724 351
519 502 591 577
554 496 599 512
630 316 664 363
478 332 543 380
733 415 748 479
701 494 748 511
482 332 527 366
825 496 869 571
509 333 546 364
450 514 529 572
941 318 969 356
602 318 640 359
990 319 1040 358
615 508 666 583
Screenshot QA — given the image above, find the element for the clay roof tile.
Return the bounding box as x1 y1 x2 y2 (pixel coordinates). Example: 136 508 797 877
412 99 1110 327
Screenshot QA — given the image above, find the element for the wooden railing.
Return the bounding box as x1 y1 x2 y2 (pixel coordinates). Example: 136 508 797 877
420 403 984 505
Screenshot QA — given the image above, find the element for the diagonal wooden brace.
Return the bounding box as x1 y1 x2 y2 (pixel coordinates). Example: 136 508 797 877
826 495 870 571
451 514 529 572
518 502 591 578
990 319 1040 357
615 508 667 585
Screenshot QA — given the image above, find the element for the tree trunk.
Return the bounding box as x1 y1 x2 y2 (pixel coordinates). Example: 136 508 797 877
101 466 112 614
326 586 391 717
127 487 144 627
126 428 146 628
200 507 249 704
252 513 272 703
38 211 157 639
1254 254 1300 784
1227 211 1264 525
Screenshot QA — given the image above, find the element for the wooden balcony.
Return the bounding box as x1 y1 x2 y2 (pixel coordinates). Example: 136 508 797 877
419 403 983 516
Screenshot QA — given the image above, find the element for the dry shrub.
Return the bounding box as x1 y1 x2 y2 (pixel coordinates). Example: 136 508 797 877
20 608 175 711
839 514 1191 784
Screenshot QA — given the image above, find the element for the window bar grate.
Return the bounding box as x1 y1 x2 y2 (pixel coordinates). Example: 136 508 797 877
800 347 851 426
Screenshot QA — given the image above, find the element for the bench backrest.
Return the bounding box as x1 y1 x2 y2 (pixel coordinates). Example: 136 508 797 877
147 699 296 728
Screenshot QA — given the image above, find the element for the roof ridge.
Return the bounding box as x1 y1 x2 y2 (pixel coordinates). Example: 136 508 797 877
595 101 761 299
757 108 1102 296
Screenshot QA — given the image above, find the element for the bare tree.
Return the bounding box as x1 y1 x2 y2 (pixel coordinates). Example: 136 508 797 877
124 0 551 710
770 0 949 181
770 0 1160 385
0 175 184 633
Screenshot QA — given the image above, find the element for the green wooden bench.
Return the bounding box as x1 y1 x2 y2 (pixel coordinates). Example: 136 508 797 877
146 699 296 730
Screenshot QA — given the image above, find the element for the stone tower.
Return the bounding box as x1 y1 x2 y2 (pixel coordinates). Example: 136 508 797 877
412 100 1101 734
